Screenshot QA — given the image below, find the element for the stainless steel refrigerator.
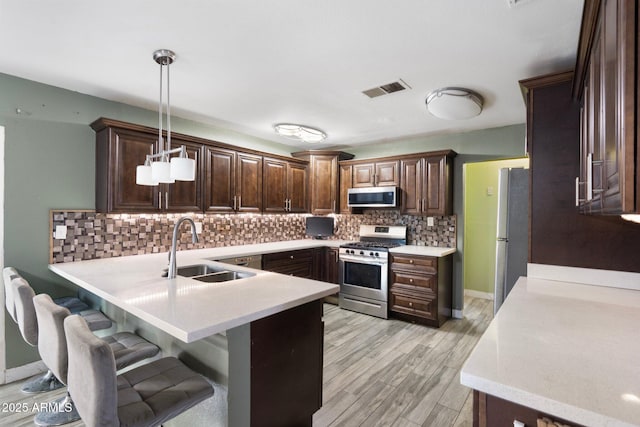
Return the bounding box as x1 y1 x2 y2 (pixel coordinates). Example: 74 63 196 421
494 167 529 314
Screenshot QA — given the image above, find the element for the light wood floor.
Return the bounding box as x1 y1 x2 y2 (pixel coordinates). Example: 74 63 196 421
314 296 493 427
0 296 492 427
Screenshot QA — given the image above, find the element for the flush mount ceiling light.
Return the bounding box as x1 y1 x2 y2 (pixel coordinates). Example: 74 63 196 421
425 87 484 120
136 49 196 186
273 123 327 143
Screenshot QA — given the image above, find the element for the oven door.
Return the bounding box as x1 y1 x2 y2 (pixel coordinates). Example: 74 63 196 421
338 255 388 302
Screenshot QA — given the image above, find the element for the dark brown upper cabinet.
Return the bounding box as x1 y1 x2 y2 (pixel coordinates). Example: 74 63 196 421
92 118 204 213
400 153 454 216
339 164 353 214
573 0 637 214
263 157 308 213
352 160 399 188
204 147 262 213
292 151 354 215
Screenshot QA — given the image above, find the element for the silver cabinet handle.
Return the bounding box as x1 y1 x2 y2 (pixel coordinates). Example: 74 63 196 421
587 153 593 201
333 200 336 212
159 192 162 210
238 195 241 209
233 196 237 210
284 199 288 211
288 199 291 211
165 191 168 210
575 177 581 207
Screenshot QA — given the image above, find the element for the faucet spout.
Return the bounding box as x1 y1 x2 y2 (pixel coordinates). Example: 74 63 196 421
167 216 199 279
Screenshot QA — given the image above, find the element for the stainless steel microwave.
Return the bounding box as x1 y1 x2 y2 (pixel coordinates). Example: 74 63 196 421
347 186 398 208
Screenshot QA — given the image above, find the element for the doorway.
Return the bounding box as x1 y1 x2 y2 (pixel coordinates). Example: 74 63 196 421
462 158 528 299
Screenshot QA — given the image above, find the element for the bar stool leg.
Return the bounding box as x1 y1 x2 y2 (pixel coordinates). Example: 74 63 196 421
21 369 65 394
33 391 80 426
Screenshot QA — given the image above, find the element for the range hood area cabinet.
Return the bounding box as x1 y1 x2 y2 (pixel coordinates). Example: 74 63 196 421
351 160 400 188
573 0 638 214
292 151 355 215
93 118 204 213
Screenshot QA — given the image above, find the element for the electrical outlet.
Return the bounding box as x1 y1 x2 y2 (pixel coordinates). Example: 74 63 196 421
54 225 67 240
194 222 203 234
486 186 494 196
427 217 435 227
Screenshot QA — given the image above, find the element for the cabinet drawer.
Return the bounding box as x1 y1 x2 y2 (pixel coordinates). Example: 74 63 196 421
262 249 314 268
391 271 437 293
389 289 436 321
390 254 437 273
266 263 314 278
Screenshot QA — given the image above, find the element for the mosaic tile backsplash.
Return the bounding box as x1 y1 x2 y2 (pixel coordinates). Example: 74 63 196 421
50 211 456 263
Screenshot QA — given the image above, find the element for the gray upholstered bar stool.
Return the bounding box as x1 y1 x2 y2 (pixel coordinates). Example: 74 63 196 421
64 314 214 427
7 273 112 394
32 293 161 426
3 266 92 318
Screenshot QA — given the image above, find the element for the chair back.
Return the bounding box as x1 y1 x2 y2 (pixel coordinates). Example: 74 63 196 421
11 277 38 346
64 315 118 427
3 267 19 322
33 294 72 385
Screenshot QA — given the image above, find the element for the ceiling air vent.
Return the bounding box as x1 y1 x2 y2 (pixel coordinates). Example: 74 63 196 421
362 79 411 98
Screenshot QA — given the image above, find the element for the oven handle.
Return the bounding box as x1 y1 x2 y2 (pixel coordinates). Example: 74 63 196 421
339 255 388 266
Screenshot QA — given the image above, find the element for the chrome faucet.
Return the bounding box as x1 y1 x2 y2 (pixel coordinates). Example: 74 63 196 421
167 216 199 279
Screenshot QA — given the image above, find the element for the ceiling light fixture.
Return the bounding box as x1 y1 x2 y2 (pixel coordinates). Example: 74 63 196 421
274 123 327 143
425 87 484 120
136 49 196 186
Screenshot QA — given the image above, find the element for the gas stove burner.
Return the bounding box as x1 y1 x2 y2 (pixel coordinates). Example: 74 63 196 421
341 241 402 251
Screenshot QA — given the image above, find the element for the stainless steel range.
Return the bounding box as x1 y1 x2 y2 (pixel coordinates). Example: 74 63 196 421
339 225 407 319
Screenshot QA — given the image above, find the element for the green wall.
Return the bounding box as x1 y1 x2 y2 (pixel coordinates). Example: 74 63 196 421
0 73 295 368
0 72 526 369
463 158 529 295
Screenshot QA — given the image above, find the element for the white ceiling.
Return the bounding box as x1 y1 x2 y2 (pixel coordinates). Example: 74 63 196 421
0 0 584 150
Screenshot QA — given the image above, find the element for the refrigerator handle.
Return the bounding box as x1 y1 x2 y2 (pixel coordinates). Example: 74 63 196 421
497 237 508 242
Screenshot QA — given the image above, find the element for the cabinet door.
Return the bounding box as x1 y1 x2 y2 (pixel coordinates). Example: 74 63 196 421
204 147 236 213
375 161 399 186
288 163 308 213
339 164 352 214
400 157 423 215
236 152 263 213
325 247 340 284
166 139 204 212
104 128 159 212
352 163 375 187
263 158 288 213
424 155 447 215
311 155 338 214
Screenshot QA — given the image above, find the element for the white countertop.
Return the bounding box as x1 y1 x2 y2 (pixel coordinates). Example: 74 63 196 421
460 276 640 427
49 240 344 343
389 245 456 257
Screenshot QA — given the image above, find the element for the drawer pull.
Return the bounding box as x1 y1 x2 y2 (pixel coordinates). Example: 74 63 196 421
409 278 414 283
409 259 414 264
408 302 413 307
290 255 294 259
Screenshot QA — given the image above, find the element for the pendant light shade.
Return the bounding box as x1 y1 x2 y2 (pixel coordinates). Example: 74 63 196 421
151 160 174 183
170 156 196 181
136 49 196 186
136 164 156 186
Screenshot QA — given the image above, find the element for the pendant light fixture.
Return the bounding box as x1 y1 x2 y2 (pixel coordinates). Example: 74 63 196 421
136 49 196 186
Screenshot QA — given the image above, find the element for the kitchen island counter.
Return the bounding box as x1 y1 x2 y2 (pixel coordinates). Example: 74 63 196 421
49 240 343 343
460 275 640 427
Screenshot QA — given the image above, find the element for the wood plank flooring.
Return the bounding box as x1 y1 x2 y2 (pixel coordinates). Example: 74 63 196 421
314 296 493 427
0 296 492 427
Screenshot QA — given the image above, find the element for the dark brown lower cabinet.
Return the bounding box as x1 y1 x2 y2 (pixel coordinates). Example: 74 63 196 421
261 248 322 280
474 391 584 427
389 253 452 327
250 300 324 427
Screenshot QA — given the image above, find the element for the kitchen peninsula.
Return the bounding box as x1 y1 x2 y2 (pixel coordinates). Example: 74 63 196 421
49 240 342 427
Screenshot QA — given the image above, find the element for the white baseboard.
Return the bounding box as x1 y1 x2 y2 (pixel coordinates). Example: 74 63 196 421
3 360 47 385
464 289 494 300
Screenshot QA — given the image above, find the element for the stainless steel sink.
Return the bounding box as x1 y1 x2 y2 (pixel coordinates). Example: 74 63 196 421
192 271 254 283
175 264 255 283
177 264 226 277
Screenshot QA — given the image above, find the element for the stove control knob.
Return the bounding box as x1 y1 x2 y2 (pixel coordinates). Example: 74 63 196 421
374 252 380 257
369 252 374 256
359 251 364 255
